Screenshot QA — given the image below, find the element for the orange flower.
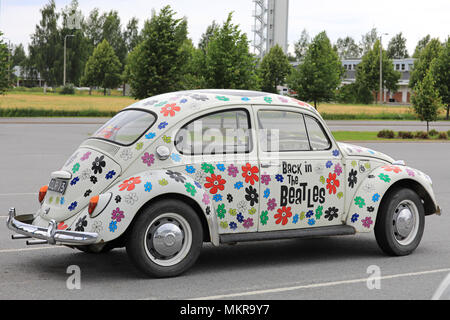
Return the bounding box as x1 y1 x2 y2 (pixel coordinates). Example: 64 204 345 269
274 206 292 225
161 104 181 117
382 165 402 174
119 177 142 192
326 173 340 195
242 163 259 185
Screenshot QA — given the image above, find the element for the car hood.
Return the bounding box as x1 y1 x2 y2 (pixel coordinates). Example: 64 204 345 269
338 142 394 163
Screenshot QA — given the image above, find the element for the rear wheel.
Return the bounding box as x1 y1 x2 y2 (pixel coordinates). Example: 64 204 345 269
375 188 425 256
126 200 203 278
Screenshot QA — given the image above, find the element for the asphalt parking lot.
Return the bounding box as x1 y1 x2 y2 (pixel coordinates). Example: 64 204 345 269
0 119 449 300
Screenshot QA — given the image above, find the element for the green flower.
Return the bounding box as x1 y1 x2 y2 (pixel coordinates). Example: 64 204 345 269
365 163 371 170
217 204 226 219
264 97 273 104
159 179 168 186
320 176 325 184
337 192 344 199
162 135 172 144
155 101 168 107
201 163 215 174
260 211 269 226
220 221 228 229
300 212 306 220
49 197 53 204
185 183 196 196
354 196 366 208
315 206 323 220
229 208 237 216
136 142 144 150
72 163 80 174
248 207 256 215
216 96 230 101
352 161 358 168
379 173 391 183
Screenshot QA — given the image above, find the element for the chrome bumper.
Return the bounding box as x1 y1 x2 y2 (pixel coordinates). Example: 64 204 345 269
6 208 98 245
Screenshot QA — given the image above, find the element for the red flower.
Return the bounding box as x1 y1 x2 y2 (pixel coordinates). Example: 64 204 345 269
161 104 181 117
326 173 340 195
382 165 402 174
204 174 226 194
57 222 68 230
119 177 142 192
274 207 292 226
242 163 259 185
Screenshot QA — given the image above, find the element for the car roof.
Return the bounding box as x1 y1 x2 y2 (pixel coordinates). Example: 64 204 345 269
125 89 318 118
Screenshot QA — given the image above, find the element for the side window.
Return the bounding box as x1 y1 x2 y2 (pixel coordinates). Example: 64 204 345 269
258 110 309 152
175 109 252 155
304 115 331 151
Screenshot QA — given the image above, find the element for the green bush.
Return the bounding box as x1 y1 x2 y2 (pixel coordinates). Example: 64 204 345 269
429 129 439 136
415 131 429 139
60 83 75 95
377 130 395 139
438 132 448 140
398 131 414 139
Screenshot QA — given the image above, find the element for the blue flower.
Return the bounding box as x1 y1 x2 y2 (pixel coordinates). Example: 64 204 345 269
237 213 244 223
109 221 117 232
70 177 79 186
216 164 226 172
306 210 314 218
332 149 340 157
60 197 65 205
145 132 156 140
275 174 284 182
263 188 270 199
234 182 244 190
293 214 299 224
106 170 116 180
144 182 152 192
171 153 181 162
241 97 250 101
68 201 78 211
229 222 238 230
194 181 202 189
213 194 223 202
372 193 381 202
351 213 359 223
326 161 333 169
180 98 188 104
308 219 316 226
186 165 196 174
158 122 168 130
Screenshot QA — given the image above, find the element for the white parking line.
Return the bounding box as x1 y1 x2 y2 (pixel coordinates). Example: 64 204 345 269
0 246 64 254
188 268 450 300
0 193 37 197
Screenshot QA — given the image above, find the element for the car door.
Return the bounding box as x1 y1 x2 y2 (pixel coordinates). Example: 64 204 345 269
173 106 260 234
254 106 345 232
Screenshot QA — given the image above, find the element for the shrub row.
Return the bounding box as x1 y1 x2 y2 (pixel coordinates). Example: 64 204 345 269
378 129 450 140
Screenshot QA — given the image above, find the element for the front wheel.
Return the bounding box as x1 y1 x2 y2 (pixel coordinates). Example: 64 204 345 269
126 200 203 278
374 188 425 256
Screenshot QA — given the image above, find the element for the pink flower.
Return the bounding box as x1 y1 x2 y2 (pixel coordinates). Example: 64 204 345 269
81 152 91 161
267 198 277 211
243 218 254 229
406 169 415 177
362 217 373 229
202 193 210 205
142 153 155 167
112 208 125 222
227 164 239 177
334 163 343 176
261 174 271 186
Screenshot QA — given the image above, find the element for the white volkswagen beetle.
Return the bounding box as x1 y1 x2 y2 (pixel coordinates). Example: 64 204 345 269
7 90 441 278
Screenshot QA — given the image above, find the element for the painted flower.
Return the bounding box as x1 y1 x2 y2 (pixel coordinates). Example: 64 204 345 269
367 206 375 213
275 174 284 182
81 152 91 161
213 194 223 202
245 186 259 207
216 96 230 101
306 210 314 218
92 156 106 174
237 200 247 213
229 208 237 216
263 188 270 199
112 208 125 222
372 193 381 202
406 169 415 177
354 196 366 208
308 219 316 226
243 218 254 229
216 164 226 172
119 177 142 192
334 163 343 176
141 153 155 167
57 222 68 230
145 132 156 140
68 201 78 212
234 182 244 190
379 173 391 183
136 142 144 150
315 206 324 220
326 173 340 195
70 177 80 186
84 190 92 198
124 193 138 205
158 122 169 130
248 207 256 215
227 194 233 203
382 165 402 174
75 216 87 232
227 164 239 177
362 217 374 229
332 149 340 157
120 149 133 161
184 183 196 197
217 204 226 219
185 165 196 174
161 103 181 117
292 214 299 224
348 169 358 188
171 153 181 162
260 174 271 186
190 94 209 101
202 193 210 205
159 179 168 186
351 214 359 223
326 161 333 169
324 207 339 221
275 206 292 226
115 195 121 203
109 220 118 233
144 182 152 192
204 174 226 194
229 222 238 230
166 170 186 183
267 198 277 211
106 170 116 180
80 169 92 181
241 97 250 102
90 176 98 184
264 97 273 104
260 211 269 226
202 163 215 174
242 163 259 185
72 163 80 174
236 213 245 223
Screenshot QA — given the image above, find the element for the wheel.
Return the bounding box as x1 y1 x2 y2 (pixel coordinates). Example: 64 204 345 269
126 199 203 278
74 243 114 254
374 188 425 256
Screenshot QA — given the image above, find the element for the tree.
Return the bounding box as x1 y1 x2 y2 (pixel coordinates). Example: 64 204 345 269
430 38 450 119
355 40 400 104
203 12 259 90
360 28 378 56
12 44 26 68
85 8 104 49
258 45 292 93
410 39 442 89
0 32 10 93
294 29 310 61
411 72 442 132
82 39 122 95
123 17 141 53
126 6 189 99
101 11 127 67
198 21 219 53
387 33 409 59
288 31 344 108
413 35 431 58
335 36 362 59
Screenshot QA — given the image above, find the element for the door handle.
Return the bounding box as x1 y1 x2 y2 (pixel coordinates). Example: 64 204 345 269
261 162 280 169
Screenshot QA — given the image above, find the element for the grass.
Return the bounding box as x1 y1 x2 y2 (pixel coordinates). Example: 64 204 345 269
332 131 450 142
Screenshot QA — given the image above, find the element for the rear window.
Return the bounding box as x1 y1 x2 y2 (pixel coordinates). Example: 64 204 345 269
91 110 156 146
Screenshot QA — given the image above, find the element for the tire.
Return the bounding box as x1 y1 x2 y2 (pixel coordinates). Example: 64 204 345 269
126 199 203 278
374 188 425 256
75 243 114 254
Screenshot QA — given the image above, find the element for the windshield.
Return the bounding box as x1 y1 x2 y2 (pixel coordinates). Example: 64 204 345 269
91 110 157 146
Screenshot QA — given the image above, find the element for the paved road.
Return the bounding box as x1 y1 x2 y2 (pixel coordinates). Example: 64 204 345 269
0 120 449 300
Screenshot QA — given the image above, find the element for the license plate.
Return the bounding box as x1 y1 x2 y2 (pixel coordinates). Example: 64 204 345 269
48 178 68 195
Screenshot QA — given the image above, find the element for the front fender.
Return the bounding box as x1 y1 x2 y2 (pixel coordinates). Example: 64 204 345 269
66 170 219 246
345 164 438 233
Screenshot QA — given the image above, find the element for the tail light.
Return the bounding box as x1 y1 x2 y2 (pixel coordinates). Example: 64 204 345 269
88 195 100 216
38 186 48 203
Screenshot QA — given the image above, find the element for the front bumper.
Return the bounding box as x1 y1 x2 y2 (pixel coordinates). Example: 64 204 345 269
6 208 98 245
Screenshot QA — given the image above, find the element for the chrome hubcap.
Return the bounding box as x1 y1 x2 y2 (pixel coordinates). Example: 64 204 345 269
393 200 419 246
152 223 183 257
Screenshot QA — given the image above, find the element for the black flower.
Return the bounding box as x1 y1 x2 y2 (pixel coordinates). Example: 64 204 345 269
245 186 259 207
92 156 106 174
206 206 211 215
166 170 186 183
324 207 339 221
190 94 209 101
348 169 358 188
90 176 98 184
75 216 88 232
84 190 92 198
115 195 121 203
227 194 233 203
367 206 375 213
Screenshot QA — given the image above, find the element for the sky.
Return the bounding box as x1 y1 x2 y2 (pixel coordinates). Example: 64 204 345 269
0 0 449 55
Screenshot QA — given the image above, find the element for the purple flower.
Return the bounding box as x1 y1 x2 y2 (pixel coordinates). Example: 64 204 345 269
267 198 277 211
70 177 79 186
237 213 244 223
351 214 359 223
243 218 254 229
106 170 116 180
142 153 155 167
332 150 340 157
261 174 271 186
81 152 91 161
202 193 210 205
334 163 343 176
227 164 239 177
406 169 415 177
68 202 78 211
362 217 373 229
326 161 333 169
229 222 238 230
112 208 125 222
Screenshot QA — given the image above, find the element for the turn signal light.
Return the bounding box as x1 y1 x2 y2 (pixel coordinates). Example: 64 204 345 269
88 195 99 216
38 186 48 203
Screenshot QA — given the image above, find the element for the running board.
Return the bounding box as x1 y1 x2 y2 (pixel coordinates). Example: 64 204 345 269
220 225 356 244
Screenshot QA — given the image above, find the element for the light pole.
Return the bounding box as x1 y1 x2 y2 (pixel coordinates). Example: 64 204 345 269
63 34 74 86
379 33 389 104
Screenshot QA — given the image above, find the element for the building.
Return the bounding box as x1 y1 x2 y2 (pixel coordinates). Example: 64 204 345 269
252 0 289 59
342 58 415 104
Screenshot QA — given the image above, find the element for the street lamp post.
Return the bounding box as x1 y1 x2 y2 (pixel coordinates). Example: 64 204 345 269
63 34 74 86
379 33 389 104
